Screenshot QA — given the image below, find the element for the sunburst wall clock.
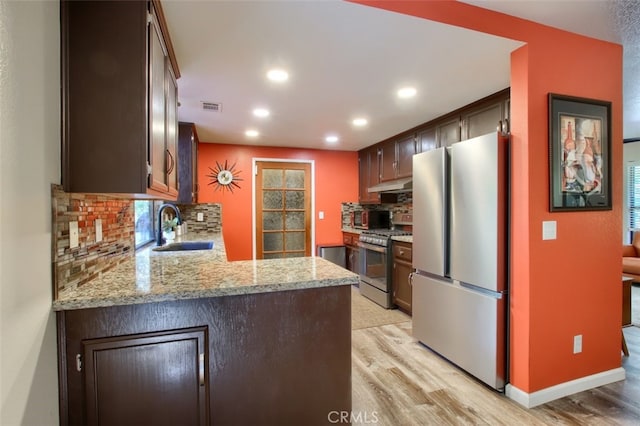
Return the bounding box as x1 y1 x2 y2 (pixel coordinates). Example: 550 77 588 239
207 160 243 193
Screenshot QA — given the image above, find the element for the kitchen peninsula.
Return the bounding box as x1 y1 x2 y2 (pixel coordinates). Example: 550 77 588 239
55 233 356 425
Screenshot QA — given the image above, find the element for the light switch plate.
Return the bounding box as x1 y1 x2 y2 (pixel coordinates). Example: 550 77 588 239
319 211 324 220
197 212 204 222
95 219 103 243
69 221 79 249
542 221 557 240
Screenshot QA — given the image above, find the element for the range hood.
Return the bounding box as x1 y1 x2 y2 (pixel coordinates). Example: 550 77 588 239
367 177 412 193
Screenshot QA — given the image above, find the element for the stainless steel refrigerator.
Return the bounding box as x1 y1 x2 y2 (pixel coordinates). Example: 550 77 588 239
412 131 509 391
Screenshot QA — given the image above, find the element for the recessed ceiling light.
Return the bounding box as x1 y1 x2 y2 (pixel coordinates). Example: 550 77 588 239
352 118 368 127
267 69 289 82
397 87 417 99
245 129 259 137
253 108 270 118
325 135 339 143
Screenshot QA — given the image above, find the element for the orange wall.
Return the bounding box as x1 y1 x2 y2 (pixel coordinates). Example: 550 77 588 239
354 1 623 393
197 143 358 261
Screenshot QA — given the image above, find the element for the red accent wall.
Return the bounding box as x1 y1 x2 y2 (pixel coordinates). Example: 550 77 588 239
352 1 623 394
198 143 358 261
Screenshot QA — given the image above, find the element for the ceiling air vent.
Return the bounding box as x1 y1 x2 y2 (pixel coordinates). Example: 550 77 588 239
202 101 222 112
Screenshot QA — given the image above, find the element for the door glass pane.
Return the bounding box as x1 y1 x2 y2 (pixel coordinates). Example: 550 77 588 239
263 212 283 231
263 169 282 189
263 190 283 209
263 233 283 251
285 191 304 209
285 212 304 230
264 252 283 259
285 170 304 188
285 252 304 258
285 232 304 251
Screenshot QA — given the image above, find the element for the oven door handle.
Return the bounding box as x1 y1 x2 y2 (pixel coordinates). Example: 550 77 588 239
358 242 387 253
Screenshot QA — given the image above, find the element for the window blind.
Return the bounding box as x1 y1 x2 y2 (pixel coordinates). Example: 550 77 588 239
628 165 640 234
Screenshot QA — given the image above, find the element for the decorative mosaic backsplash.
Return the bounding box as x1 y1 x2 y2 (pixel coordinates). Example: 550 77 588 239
341 192 412 229
51 184 135 296
51 184 223 297
176 203 222 234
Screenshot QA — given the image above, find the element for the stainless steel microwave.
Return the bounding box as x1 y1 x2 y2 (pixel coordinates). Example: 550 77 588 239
350 210 390 230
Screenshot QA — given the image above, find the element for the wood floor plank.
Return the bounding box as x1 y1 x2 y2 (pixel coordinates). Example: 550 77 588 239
351 290 640 426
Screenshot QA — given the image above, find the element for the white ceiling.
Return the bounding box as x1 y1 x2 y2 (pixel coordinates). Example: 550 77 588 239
162 0 640 151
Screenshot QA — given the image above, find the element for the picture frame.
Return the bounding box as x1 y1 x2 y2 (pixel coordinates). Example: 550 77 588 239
548 93 612 211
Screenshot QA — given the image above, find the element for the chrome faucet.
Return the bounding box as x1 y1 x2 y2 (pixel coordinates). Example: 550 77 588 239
156 203 183 246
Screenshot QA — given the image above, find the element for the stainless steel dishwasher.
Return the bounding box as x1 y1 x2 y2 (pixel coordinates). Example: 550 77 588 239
317 245 346 268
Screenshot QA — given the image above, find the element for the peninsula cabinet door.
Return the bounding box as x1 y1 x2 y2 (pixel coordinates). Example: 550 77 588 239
82 327 208 426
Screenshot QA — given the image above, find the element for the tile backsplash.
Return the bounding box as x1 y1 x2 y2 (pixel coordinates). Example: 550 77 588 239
51 184 223 298
341 192 413 229
51 184 134 297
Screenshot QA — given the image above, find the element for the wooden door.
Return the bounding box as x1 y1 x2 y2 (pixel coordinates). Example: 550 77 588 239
256 162 311 259
83 327 208 426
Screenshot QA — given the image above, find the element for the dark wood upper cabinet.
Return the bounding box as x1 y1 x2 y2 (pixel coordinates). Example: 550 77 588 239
417 126 436 153
178 122 199 204
61 0 180 199
461 100 504 140
379 135 415 182
358 147 379 203
396 135 416 178
379 141 397 182
436 117 461 148
357 147 396 204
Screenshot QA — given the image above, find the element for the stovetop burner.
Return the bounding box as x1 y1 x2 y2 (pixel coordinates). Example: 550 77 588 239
359 229 412 246
361 229 412 237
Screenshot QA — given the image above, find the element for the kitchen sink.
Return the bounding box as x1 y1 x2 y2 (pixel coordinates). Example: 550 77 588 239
152 241 214 252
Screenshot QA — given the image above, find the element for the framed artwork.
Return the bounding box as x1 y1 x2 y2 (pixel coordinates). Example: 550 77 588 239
548 93 612 211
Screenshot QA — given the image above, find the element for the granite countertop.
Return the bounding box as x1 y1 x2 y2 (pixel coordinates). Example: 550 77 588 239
391 235 413 243
341 227 363 234
53 233 358 311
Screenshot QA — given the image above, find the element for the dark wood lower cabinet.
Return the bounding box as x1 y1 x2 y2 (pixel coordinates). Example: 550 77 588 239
57 286 351 426
83 328 208 426
392 241 413 315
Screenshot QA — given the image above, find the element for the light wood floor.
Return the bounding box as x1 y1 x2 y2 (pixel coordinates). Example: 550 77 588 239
351 288 640 425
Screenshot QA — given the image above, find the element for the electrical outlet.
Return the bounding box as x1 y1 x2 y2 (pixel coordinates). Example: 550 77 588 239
69 221 79 249
197 212 204 222
95 219 103 243
573 334 582 354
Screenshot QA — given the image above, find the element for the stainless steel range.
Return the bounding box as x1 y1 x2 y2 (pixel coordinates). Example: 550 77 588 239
358 229 412 308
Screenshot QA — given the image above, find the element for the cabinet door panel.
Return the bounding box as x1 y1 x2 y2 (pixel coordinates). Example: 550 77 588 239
149 16 168 193
437 118 460 147
462 102 502 140
393 260 413 314
166 64 179 195
83 327 208 426
379 142 397 182
396 135 416 178
417 127 436 153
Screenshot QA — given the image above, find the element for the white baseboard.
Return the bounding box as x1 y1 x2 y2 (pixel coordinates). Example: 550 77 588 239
506 367 626 408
